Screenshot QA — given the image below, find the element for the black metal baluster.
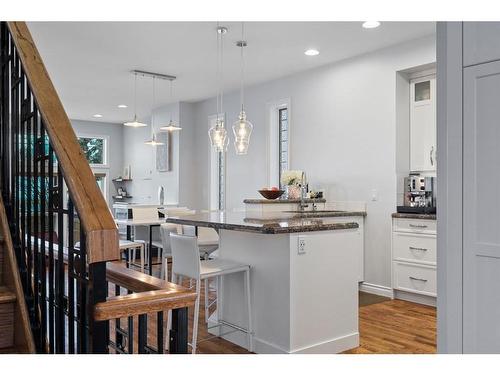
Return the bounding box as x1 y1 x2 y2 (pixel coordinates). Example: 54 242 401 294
55 164 65 353
77 225 87 353
115 284 123 352
138 314 147 354
157 312 164 354
47 144 55 353
38 119 47 352
127 312 134 354
67 198 75 353
169 308 188 354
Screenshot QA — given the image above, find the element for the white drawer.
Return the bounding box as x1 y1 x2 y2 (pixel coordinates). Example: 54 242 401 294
393 218 436 235
393 262 436 297
393 232 436 265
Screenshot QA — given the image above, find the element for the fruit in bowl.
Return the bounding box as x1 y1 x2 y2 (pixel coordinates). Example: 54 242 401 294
258 187 284 200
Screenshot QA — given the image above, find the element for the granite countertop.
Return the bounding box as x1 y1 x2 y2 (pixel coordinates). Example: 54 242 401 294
164 211 359 234
392 212 436 220
243 198 327 204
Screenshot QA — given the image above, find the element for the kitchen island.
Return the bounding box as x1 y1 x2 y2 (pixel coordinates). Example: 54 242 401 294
165 211 362 354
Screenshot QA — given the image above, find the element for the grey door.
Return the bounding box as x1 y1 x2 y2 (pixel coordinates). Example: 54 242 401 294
463 59 500 353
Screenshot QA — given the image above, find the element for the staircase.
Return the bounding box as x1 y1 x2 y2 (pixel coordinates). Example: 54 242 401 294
0 196 35 353
0 21 195 354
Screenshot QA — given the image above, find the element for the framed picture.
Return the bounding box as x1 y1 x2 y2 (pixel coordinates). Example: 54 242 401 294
156 131 171 172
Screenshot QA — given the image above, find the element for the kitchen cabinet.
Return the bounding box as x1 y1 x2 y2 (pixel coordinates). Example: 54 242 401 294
463 22 500 67
410 75 436 173
392 216 436 306
463 59 500 353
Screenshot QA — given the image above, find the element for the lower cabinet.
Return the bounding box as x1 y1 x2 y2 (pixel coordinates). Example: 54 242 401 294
392 217 437 306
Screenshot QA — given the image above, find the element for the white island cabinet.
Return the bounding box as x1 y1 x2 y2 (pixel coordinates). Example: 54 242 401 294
165 211 361 354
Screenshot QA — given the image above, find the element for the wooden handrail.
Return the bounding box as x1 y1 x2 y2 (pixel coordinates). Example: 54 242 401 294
7 22 119 264
93 262 197 321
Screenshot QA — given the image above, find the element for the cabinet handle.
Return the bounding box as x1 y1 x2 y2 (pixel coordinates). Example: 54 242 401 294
430 146 434 166
409 224 428 229
409 246 428 251
409 276 428 282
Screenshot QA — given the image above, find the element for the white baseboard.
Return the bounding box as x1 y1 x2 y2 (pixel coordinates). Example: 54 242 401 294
359 282 394 298
394 290 436 307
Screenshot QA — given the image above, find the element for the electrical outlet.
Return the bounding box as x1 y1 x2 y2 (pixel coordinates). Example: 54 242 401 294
298 237 306 255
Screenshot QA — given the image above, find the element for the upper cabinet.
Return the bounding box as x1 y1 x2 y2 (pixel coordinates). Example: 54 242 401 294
464 22 500 67
410 75 436 173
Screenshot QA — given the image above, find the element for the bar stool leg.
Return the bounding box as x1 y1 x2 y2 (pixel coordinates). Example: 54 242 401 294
204 278 209 323
245 267 253 352
192 279 201 354
140 244 145 273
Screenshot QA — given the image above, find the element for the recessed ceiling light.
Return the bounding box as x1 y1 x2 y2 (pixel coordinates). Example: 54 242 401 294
117 104 128 108
362 21 381 29
92 114 103 118
304 49 320 56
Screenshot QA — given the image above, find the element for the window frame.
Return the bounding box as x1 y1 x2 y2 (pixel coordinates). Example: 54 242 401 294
76 133 109 169
266 98 291 188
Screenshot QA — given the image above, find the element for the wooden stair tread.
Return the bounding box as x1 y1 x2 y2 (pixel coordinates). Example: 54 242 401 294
0 286 16 304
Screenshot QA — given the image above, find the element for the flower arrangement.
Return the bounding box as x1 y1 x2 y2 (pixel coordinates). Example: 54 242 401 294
280 170 303 186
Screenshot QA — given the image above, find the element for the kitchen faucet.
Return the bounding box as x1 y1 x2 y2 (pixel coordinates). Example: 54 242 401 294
298 171 308 211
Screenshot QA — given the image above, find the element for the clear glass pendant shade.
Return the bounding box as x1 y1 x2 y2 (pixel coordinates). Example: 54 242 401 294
234 139 249 155
232 110 253 154
208 118 229 152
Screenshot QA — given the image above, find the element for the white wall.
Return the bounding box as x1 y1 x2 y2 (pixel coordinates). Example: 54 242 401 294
122 102 180 205
189 36 436 288
71 119 124 207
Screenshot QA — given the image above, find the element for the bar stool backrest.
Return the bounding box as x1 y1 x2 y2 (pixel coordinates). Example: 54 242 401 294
170 233 201 280
159 223 178 257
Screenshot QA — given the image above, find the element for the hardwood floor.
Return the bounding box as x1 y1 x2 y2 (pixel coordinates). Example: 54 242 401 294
344 298 436 354
119 261 436 354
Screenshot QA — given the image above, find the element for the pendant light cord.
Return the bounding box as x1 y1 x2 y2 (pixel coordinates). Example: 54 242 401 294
134 72 138 118
240 22 245 112
216 22 220 124
151 77 155 138
170 80 173 123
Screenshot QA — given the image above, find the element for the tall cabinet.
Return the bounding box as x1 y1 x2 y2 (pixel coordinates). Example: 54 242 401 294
439 21 500 354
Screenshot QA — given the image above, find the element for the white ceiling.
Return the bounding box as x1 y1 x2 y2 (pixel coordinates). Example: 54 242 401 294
28 22 435 123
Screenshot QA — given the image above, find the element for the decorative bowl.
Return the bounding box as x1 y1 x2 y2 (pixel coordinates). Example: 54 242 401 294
258 189 285 200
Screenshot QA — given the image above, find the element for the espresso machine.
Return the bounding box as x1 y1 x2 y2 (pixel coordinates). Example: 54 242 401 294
397 175 436 214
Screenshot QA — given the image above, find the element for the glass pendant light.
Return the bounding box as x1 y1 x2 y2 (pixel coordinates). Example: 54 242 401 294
232 23 253 155
145 77 164 146
208 25 228 152
160 79 182 131
124 72 148 127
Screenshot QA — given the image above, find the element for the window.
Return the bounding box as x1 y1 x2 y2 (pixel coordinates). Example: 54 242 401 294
77 134 109 201
209 115 226 210
278 107 289 188
267 99 290 188
78 136 106 166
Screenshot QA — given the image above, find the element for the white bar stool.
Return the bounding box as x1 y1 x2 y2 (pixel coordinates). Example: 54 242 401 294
119 240 146 272
168 233 253 354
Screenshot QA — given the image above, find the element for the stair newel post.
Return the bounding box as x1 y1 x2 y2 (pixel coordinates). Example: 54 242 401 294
87 260 109 354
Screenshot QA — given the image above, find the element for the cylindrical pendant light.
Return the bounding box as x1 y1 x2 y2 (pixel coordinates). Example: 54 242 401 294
124 72 148 127
232 23 253 155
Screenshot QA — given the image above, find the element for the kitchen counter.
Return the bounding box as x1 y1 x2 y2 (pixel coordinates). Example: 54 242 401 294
243 198 326 204
164 211 359 234
392 212 436 220
166 210 361 354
